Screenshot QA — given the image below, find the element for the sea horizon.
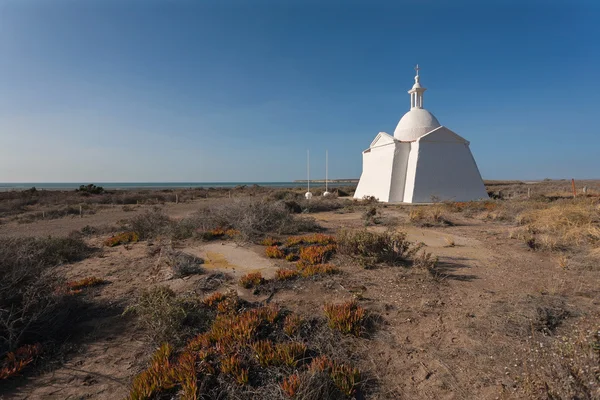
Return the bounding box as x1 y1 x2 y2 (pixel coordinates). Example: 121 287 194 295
0 181 358 191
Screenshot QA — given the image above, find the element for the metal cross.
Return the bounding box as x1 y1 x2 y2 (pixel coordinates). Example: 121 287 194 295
414 64 420 76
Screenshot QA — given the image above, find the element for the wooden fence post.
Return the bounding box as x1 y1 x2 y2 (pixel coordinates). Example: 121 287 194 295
571 178 576 198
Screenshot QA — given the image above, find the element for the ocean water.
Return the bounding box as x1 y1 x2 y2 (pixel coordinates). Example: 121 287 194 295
0 182 356 191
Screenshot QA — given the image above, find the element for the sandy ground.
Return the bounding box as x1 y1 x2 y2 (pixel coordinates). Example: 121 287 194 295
1 202 599 399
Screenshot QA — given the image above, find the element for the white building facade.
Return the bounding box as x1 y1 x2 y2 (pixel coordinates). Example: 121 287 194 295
354 67 488 203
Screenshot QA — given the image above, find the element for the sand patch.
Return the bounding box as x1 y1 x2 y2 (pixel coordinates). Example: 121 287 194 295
182 242 277 279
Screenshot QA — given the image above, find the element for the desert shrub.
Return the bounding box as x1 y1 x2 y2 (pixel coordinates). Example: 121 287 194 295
0 237 94 353
408 205 452 227
413 250 439 277
197 199 321 242
103 231 139 247
165 250 204 278
337 229 421 267
124 286 188 344
129 208 174 239
169 216 201 240
76 184 104 194
362 206 380 225
238 272 264 289
323 300 367 337
300 197 344 213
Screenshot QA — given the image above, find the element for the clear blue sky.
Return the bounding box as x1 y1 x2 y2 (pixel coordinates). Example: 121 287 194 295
0 0 598 182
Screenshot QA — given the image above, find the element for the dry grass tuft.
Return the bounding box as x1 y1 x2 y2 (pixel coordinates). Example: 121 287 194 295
124 286 187 345
516 200 600 250
413 250 439 277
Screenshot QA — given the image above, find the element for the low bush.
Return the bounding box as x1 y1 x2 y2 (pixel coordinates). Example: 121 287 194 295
0 236 94 353
129 208 173 239
201 199 321 242
300 197 344 213
337 229 421 267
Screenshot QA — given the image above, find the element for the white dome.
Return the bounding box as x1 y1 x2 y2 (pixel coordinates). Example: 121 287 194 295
393 108 441 141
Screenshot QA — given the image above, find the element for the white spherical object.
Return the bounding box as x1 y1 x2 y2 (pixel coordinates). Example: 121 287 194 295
323 191 331 197
305 192 313 200
393 108 441 141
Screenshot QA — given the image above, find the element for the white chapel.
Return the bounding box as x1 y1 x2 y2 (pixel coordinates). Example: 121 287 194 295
354 66 488 203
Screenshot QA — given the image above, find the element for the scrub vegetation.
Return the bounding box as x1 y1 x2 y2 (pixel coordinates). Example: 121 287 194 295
1 180 600 399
